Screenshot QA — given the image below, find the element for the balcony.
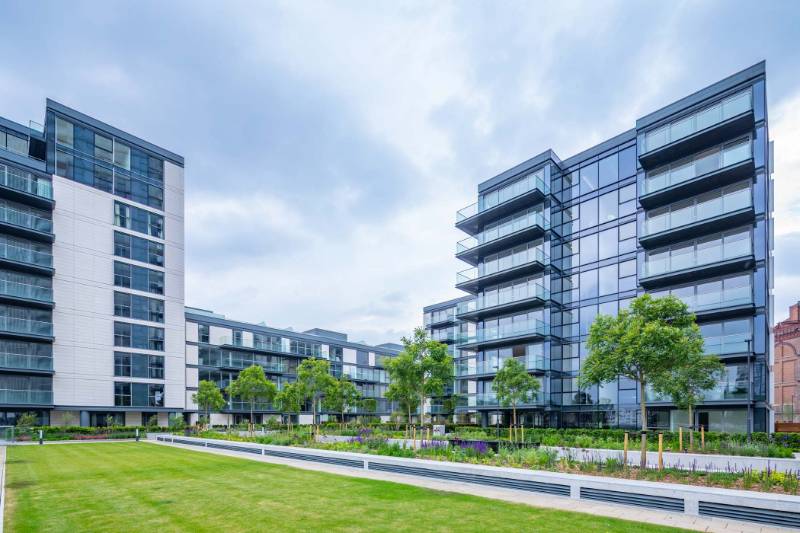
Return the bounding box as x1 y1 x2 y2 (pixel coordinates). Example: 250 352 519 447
639 89 753 168
456 355 548 377
456 248 548 293
0 389 53 405
456 210 548 266
218 336 285 354
457 283 549 321
228 400 276 412
456 170 549 234
639 182 754 248
0 205 54 242
640 233 753 288
703 334 752 357
640 137 753 209
456 391 547 410
0 352 53 373
343 366 388 383
0 242 53 274
682 285 753 319
457 318 549 350
0 316 53 339
0 164 53 208
0 280 54 307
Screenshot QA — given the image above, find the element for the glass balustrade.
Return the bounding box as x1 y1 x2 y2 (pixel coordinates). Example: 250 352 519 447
642 231 751 278
457 247 547 285
0 205 52 233
458 391 545 408
642 138 751 196
0 243 53 268
457 355 548 376
0 164 53 200
0 280 53 302
0 316 52 336
683 284 752 313
703 333 751 355
0 352 53 371
643 90 752 153
0 389 52 404
456 169 548 222
473 283 549 312
642 183 751 236
458 318 548 345
457 211 548 253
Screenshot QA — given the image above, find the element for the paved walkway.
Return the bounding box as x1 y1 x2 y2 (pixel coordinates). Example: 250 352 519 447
148 439 787 533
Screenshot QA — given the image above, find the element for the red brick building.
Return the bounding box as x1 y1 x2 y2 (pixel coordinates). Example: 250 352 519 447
774 303 800 422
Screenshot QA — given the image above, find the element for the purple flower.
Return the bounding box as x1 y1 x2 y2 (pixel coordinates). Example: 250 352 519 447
459 440 489 455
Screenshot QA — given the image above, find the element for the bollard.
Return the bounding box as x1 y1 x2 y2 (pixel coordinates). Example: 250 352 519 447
136 428 140 442
39 429 43 445
658 433 664 471
412 425 416 450
623 432 628 466
679 426 683 452
701 425 705 450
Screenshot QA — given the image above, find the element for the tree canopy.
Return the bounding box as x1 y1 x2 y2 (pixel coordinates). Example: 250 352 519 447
193 380 226 427
227 365 278 434
296 358 335 429
492 357 541 431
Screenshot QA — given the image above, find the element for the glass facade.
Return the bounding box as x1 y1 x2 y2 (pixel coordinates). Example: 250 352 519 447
442 67 771 433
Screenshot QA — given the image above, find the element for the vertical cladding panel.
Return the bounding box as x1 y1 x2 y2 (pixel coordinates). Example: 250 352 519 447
209 326 232 345
343 348 357 364
52 172 186 411
185 344 199 365
186 321 199 343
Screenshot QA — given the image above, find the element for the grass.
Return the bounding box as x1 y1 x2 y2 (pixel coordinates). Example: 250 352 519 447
5 442 689 533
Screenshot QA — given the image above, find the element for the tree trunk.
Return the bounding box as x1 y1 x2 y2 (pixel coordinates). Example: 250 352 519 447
250 401 255 437
638 377 647 469
688 404 694 451
512 404 517 443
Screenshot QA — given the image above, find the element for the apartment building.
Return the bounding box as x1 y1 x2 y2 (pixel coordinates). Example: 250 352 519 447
774 302 800 422
185 307 399 425
439 61 773 433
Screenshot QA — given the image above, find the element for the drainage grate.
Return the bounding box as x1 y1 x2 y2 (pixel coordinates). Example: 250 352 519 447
369 462 570 496
262 449 363 469
699 501 800 529
580 487 684 512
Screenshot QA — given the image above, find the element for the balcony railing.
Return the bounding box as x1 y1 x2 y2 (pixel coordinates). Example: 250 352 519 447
0 389 53 404
0 316 53 336
456 170 549 222
680 284 752 314
342 366 388 383
456 355 548 376
457 318 549 346
643 89 752 153
0 280 53 303
703 334 751 356
0 242 53 268
642 234 751 278
457 211 548 254
457 247 547 285
0 164 53 200
642 184 751 236
642 137 751 197
0 205 53 234
0 352 53 371
458 391 546 408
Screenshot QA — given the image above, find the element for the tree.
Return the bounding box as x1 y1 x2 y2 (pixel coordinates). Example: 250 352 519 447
386 328 452 428
385 352 421 432
359 397 378 423
653 351 724 450
16 412 37 430
579 294 703 468
323 376 361 428
227 365 278 435
492 358 541 441
296 358 335 435
193 380 226 429
275 382 304 431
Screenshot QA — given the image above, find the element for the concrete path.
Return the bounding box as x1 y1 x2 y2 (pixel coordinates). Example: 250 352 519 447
148 439 788 533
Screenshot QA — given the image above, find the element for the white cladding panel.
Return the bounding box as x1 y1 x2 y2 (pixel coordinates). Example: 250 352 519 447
185 343 199 365
343 348 357 364
186 321 198 343
51 173 185 410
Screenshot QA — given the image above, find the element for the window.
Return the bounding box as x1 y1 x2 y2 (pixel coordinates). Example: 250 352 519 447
579 269 598 299
114 201 164 238
114 261 164 294
580 305 598 336
618 146 636 178
114 231 164 267
95 134 113 163
619 184 636 203
199 324 210 343
580 233 598 265
599 191 617 223
114 142 131 170
114 352 165 379
579 197 598 229
56 149 73 179
114 382 131 406
598 228 617 260
619 259 636 278
56 117 74 147
357 350 369 366
115 382 164 407
598 153 618 188
113 291 164 323
114 352 131 377
579 163 598 195
599 264 618 296
619 221 636 240
113 322 165 351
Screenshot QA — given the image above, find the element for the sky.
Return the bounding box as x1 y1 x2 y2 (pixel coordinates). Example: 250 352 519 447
2 1 800 345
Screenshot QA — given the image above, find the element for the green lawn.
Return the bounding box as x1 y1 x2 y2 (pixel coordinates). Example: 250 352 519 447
5 442 687 532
